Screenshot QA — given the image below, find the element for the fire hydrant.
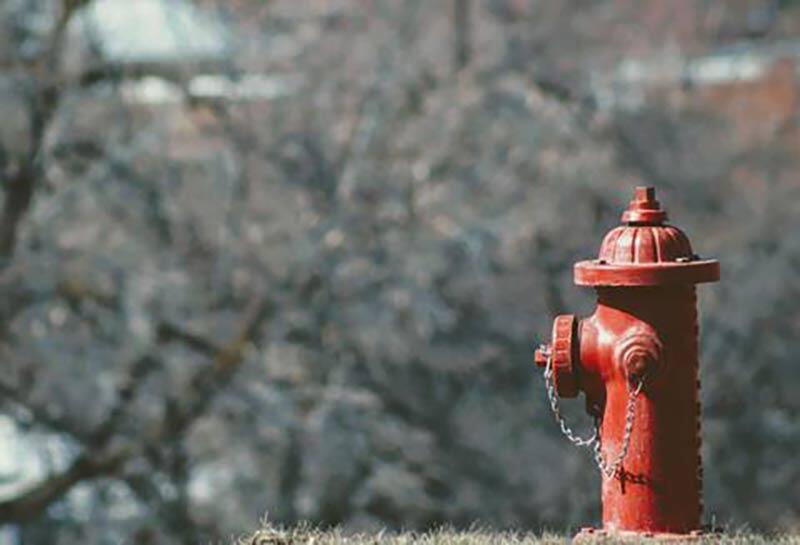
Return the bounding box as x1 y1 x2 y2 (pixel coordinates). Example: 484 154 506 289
534 187 719 538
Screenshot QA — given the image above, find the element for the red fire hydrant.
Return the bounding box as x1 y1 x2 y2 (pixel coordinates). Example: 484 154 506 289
534 187 719 538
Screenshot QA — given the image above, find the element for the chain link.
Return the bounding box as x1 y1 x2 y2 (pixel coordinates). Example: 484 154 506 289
543 356 597 447
539 344 644 479
592 379 643 479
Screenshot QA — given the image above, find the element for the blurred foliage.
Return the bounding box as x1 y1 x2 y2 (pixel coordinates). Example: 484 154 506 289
0 1 799 544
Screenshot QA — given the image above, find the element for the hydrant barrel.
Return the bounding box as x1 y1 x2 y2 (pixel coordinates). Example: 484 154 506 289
536 187 719 537
590 286 703 533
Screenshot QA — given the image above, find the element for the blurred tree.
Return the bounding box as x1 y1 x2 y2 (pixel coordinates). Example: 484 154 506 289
0 1 798 544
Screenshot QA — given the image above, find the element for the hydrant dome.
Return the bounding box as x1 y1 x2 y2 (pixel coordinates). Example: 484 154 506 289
574 187 720 286
598 224 693 264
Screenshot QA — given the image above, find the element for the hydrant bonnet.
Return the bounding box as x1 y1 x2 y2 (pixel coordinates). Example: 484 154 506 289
574 187 720 286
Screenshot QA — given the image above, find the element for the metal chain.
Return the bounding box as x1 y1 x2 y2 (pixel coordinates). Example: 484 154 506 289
543 355 597 447
592 379 644 479
539 345 644 479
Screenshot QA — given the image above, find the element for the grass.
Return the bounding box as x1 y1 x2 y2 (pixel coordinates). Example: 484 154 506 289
239 524 800 545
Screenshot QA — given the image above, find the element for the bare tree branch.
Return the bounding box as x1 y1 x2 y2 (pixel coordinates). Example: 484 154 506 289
0 0 87 262
453 0 472 72
0 290 271 524
0 447 128 524
156 321 221 355
162 289 271 437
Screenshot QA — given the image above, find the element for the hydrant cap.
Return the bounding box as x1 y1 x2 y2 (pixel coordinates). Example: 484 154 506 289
574 187 720 287
621 186 668 224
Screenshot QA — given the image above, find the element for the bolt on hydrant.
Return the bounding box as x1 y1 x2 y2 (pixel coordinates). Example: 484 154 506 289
534 187 719 539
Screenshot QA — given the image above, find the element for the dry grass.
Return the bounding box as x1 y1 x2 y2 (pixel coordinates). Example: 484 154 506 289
238 525 800 545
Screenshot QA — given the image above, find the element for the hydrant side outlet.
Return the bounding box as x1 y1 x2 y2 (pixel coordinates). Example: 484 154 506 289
535 187 719 537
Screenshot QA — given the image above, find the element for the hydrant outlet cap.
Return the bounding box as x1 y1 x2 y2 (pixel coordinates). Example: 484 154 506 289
574 187 720 286
621 186 668 225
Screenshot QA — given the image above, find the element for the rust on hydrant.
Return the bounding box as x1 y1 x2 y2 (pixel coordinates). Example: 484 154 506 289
534 187 719 539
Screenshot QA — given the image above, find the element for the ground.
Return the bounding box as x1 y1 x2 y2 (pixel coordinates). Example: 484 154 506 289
240 526 800 545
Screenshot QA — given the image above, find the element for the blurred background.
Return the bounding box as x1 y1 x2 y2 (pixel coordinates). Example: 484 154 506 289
0 0 798 543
